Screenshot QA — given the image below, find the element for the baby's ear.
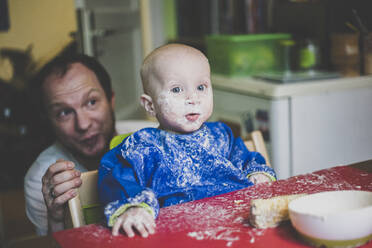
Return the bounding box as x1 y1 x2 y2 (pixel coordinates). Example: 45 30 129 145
140 94 156 116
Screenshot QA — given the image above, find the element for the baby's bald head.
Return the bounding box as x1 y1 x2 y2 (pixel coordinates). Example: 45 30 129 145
140 44 209 96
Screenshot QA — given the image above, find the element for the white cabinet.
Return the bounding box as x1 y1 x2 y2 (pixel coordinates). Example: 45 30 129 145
211 75 372 179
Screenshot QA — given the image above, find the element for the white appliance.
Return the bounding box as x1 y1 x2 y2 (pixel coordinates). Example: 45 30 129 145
75 0 145 119
75 0 166 120
211 74 372 179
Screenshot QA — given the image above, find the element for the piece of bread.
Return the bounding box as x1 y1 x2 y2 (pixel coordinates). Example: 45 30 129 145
249 194 306 229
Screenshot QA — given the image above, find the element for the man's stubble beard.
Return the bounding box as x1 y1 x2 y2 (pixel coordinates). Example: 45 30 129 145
69 107 116 169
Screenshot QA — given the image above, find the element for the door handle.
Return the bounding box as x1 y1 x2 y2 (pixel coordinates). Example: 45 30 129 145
91 29 116 38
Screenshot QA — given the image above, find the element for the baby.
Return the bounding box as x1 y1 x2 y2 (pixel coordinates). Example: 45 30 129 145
98 44 276 238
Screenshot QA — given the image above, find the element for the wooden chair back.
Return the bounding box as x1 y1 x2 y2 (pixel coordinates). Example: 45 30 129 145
67 170 101 228
67 133 134 228
244 130 271 167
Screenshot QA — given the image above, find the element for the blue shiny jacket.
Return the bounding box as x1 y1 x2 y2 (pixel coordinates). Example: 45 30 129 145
98 122 276 225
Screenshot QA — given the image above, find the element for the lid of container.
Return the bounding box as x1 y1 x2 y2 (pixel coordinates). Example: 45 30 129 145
206 33 291 42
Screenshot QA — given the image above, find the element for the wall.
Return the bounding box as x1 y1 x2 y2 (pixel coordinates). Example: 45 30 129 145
0 0 77 190
0 0 77 68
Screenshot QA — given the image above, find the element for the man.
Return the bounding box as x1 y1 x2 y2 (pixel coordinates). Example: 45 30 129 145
24 54 116 235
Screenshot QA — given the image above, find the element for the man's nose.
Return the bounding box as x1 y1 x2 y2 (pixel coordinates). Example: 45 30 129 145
75 111 91 131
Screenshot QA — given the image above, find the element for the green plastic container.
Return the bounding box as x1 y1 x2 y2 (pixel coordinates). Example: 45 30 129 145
206 33 292 76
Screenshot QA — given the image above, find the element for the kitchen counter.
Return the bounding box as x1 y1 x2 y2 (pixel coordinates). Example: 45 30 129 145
212 74 372 99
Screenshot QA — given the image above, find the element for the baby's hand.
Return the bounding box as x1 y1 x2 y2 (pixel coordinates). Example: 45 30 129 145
112 206 156 238
249 173 271 184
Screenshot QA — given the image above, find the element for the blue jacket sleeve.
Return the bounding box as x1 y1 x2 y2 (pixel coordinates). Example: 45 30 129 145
221 123 277 180
98 137 160 226
232 137 276 179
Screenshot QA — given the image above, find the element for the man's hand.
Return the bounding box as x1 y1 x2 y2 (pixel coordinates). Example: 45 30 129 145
112 207 156 238
41 159 82 232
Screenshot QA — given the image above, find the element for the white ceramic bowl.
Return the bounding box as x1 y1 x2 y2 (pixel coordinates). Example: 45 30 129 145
288 190 372 248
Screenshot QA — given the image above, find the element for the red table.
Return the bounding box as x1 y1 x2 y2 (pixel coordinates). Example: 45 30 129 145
54 160 372 248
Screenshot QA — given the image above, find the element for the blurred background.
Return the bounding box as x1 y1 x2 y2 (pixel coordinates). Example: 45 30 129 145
1 0 372 246
1 0 372 192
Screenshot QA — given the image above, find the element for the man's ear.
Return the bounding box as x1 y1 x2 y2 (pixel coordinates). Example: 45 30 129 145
140 94 156 116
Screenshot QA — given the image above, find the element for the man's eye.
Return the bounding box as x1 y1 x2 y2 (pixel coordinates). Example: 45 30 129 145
88 99 97 106
56 109 71 119
197 85 205 91
171 87 181 93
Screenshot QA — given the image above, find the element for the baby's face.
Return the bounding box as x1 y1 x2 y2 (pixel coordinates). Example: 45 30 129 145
150 51 213 134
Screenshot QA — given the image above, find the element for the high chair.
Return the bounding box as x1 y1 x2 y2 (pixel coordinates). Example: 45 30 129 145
67 130 271 228
66 133 132 228
244 130 271 167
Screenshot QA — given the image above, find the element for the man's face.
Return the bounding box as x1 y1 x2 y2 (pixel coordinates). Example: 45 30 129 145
43 63 115 160
148 51 213 134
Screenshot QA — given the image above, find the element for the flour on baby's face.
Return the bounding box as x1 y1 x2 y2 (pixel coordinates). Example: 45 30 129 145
148 49 213 134
154 88 212 133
